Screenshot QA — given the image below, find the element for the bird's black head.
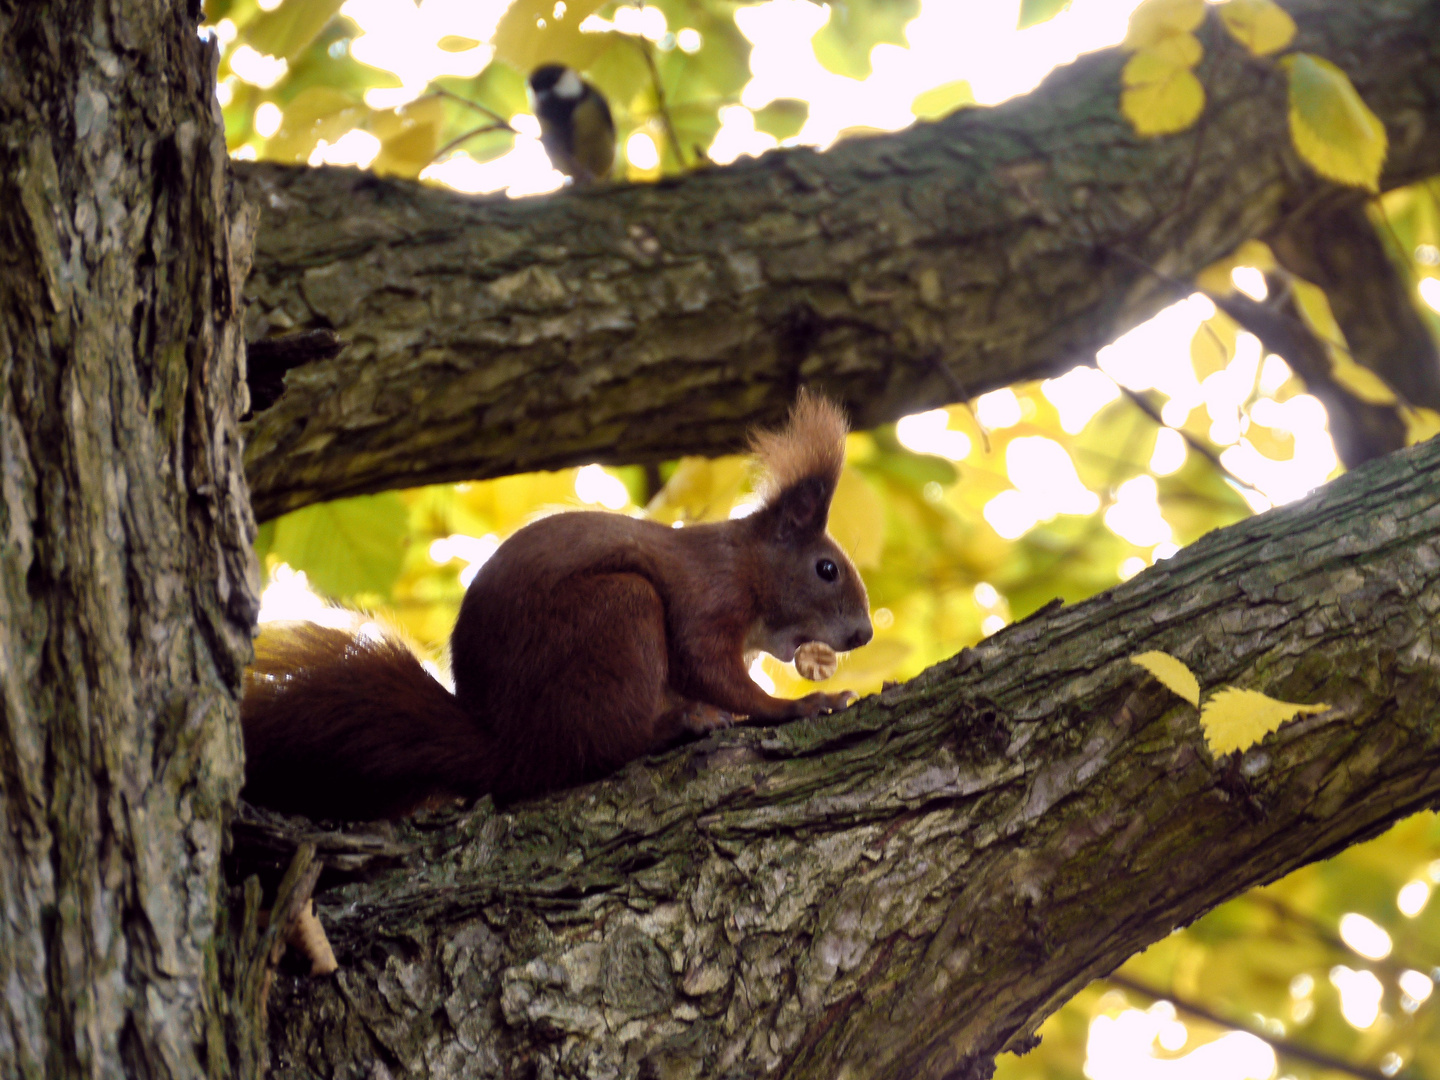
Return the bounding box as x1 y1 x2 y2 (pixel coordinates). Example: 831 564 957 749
529 64 567 94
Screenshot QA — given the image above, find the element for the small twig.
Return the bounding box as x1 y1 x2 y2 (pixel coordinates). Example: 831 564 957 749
1120 386 1261 499
633 36 687 169
425 87 517 131
431 122 511 163
1107 972 1392 1080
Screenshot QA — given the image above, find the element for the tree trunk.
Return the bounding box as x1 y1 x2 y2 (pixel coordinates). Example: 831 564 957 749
236 0 1440 521
0 4 256 1077
256 435 1440 1080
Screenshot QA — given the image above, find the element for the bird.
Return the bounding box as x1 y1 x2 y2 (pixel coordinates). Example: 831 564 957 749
527 64 616 184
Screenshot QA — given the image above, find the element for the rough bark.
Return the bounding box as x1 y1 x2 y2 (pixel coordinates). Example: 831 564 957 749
237 0 1440 521
257 435 1440 1080
0 3 256 1077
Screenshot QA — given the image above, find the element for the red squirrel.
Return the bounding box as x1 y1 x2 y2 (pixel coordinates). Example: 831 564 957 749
241 391 873 820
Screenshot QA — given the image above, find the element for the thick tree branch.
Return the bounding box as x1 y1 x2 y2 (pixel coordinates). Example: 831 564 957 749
237 0 1440 520
255 435 1440 1079
1267 194 1440 411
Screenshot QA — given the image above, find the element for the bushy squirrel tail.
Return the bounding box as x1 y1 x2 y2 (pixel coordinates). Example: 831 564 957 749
241 621 494 820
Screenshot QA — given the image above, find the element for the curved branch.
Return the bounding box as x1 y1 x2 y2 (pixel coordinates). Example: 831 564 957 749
237 0 1440 520
255 435 1440 1078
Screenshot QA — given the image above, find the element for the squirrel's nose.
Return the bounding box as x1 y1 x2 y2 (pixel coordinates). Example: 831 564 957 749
846 623 873 651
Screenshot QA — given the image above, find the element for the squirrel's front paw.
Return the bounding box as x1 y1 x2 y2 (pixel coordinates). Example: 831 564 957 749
792 690 857 718
678 702 736 734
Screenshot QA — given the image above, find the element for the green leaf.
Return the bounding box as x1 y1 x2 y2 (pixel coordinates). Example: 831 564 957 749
242 0 348 60
1018 0 1071 29
752 99 809 141
268 492 410 602
812 0 921 80
254 519 276 563
1282 52 1388 192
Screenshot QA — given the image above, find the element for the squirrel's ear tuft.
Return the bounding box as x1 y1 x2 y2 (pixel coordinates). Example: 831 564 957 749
750 388 847 506
760 475 834 541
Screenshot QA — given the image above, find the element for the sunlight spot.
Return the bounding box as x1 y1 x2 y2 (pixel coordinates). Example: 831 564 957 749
896 409 971 460
1149 427 1186 476
708 105 779 165
1042 366 1120 434
749 655 775 693
1085 1006 1275 1080
1118 556 1146 581
626 131 660 170
1339 914 1392 960
253 102 283 138
257 564 355 627
976 388 1022 429
1231 266 1268 301
1399 880 1430 917
982 614 1006 636
429 533 500 587
730 497 762 520
1105 475 1171 546
973 582 1000 608
575 464 630 510
1259 355 1292 395
1419 278 1440 314
1329 966 1383 1029
422 137 566 198
1398 969 1433 1008
309 128 382 168
230 45 289 88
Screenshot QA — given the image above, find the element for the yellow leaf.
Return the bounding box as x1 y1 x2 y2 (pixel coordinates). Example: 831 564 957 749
828 466 886 569
1144 30 1204 69
1121 52 1205 136
370 97 446 177
1330 355 1398 406
1131 651 1201 707
264 87 364 164
1190 318 1235 380
1218 0 1296 56
1123 0 1206 50
437 35 482 53
1244 425 1295 462
1289 277 1346 352
1200 687 1329 756
1282 53 1388 192
1196 240 1278 295
646 457 751 524
1402 406 1440 445
492 0 611 75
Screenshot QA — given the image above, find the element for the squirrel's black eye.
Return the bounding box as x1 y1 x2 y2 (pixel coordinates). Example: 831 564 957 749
816 558 839 583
